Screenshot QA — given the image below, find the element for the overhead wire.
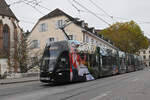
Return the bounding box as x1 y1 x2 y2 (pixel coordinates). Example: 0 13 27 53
67 0 86 13
88 0 117 22
9 0 150 25
67 0 87 18
73 0 111 26
8 0 50 15
22 0 45 15
25 0 51 11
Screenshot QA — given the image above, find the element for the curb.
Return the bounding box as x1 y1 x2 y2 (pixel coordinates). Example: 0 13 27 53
0 79 39 85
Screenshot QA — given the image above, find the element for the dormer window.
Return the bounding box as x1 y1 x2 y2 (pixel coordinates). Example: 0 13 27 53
39 23 48 32
56 20 64 29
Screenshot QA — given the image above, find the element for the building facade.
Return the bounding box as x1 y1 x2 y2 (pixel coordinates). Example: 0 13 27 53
28 8 117 61
0 0 22 75
139 46 150 67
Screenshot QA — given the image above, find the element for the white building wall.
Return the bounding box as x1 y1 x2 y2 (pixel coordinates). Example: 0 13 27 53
139 46 150 67
0 59 8 76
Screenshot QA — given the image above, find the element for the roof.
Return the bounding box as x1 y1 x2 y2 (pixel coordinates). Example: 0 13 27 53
40 8 74 21
39 8 93 32
0 0 18 21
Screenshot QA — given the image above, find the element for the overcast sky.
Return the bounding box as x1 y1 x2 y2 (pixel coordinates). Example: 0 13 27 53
6 0 150 38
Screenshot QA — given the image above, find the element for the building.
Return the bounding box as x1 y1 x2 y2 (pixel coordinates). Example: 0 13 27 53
28 8 117 61
0 0 22 75
139 44 150 67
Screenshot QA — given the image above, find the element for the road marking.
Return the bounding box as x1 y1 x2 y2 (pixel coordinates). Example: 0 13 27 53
132 78 139 82
90 91 111 100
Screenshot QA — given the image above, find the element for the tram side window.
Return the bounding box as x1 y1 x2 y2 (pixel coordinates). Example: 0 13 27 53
131 57 134 65
108 56 113 66
120 58 122 65
127 58 131 65
102 56 111 66
89 54 97 68
112 56 117 65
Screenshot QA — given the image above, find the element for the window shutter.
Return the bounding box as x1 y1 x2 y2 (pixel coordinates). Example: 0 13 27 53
30 41 34 49
39 24 42 32
56 21 59 29
45 23 48 31
38 40 40 48
73 35 76 40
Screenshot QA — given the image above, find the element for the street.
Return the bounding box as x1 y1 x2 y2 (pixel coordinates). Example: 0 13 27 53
0 69 150 100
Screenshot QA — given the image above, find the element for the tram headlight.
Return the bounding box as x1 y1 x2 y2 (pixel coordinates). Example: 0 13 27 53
49 72 52 74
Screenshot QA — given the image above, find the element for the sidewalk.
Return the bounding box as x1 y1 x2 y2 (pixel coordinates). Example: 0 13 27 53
0 76 39 85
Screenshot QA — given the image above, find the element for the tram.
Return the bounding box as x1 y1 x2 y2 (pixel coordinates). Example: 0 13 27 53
40 40 144 83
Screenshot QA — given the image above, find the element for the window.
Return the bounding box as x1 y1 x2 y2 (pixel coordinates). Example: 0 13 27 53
31 40 40 49
91 39 94 44
143 51 146 54
96 41 98 44
149 62 150 66
3 25 9 51
149 51 150 54
149 55 150 59
56 20 64 29
86 36 89 43
83 33 85 42
39 23 48 32
49 38 55 42
143 55 146 60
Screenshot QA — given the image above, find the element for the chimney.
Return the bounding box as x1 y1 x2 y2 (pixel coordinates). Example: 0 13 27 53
81 20 85 27
84 23 88 27
92 28 95 33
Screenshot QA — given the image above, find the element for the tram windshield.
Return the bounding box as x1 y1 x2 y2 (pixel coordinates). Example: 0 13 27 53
41 41 69 71
41 46 62 71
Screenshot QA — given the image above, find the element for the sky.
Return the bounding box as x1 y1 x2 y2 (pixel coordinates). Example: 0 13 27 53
6 0 150 38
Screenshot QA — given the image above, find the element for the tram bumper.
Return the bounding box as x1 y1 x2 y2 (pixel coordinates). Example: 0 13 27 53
40 72 54 83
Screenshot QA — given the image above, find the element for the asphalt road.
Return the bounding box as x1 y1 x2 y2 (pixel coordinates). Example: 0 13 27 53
0 69 150 100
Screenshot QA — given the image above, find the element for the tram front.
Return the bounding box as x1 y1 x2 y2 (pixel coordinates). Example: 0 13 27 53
40 41 70 83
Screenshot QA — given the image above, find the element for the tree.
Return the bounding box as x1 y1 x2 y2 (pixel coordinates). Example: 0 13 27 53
13 32 42 73
15 33 28 73
4 31 42 73
99 21 149 53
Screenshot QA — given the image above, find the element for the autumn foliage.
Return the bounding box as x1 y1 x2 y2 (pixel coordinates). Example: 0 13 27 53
99 21 149 54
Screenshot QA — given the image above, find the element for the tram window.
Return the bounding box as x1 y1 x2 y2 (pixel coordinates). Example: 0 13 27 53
120 58 123 65
102 56 109 66
112 57 117 65
108 56 113 66
102 56 106 66
58 51 69 69
90 54 97 67
127 58 131 65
